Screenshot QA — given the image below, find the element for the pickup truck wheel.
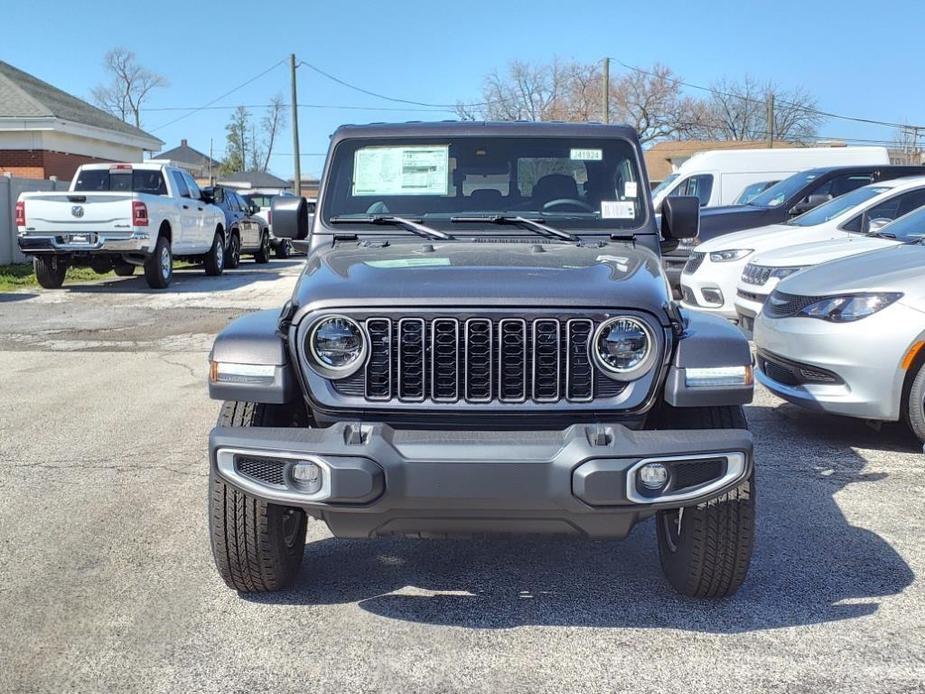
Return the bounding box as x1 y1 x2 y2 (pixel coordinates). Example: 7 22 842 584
254 231 271 264
904 362 925 443
34 256 68 289
113 259 135 277
204 232 225 276
275 239 292 259
209 401 307 592
224 232 241 269
655 405 755 598
144 236 172 289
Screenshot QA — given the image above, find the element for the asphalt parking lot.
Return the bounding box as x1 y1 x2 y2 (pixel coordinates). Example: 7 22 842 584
1 261 924 694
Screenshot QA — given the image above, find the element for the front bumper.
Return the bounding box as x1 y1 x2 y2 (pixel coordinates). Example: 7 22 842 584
18 232 151 256
678 256 747 321
210 421 753 539
754 305 922 421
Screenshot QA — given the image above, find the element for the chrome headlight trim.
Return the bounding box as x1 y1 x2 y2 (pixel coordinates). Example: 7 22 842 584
306 314 368 379
592 316 658 382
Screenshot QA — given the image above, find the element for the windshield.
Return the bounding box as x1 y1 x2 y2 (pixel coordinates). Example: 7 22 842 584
650 173 679 199
323 136 645 231
748 171 822 208
787 186 890 227
734 180 778 205
875 206 925 242
74 169 167 195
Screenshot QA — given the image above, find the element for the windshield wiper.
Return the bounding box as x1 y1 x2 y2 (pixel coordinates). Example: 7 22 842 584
329 215 454 240
449 215 578 242
868 231 897 239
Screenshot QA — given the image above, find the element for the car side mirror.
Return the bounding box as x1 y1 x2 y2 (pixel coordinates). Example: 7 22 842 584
249 203 259 215
271 196 308 239
866 215 892 234
660 196 700 241
789 193 830 216
212 188 225 203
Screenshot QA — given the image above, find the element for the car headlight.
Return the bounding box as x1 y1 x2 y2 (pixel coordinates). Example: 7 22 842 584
678 237 700 248
593 316 657 380
307 315 367 377
710 249 753 262
769 266 805 280
799 293 903 323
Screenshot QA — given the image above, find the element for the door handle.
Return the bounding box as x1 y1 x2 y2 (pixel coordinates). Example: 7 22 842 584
182 205 190 209
197 207 203 211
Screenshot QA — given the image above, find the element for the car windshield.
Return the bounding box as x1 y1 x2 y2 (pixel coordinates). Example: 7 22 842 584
734 180 778 205
73 168 167 195
787 186 891 227
875 206 925 242
748 171 822 208
322 136 646 232
650 173 679 198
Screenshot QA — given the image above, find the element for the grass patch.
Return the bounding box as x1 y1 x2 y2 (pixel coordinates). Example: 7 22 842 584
0 262 115 291
0 259 204 292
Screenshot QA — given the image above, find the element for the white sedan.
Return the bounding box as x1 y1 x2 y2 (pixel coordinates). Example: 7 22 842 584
679 176 925 320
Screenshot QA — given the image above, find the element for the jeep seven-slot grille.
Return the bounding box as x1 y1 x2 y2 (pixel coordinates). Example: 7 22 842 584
336 316 630 405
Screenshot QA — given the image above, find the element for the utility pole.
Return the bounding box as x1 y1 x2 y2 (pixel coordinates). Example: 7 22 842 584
601 57 610 124
209 138 213 186
290 53 302 197
766 92 775 148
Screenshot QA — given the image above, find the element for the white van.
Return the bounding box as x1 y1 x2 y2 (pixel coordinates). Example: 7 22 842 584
651 146 890 210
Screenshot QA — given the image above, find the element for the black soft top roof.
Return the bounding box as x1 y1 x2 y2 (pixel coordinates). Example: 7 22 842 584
330 120 641 143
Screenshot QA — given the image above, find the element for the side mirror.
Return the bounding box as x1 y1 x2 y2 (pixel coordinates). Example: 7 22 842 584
249 203 260 215
660 196 700 241
867 216 892 234
212 187 225 203
271 195 308 239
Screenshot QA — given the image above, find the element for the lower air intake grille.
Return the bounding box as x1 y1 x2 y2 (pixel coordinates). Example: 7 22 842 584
673 459 725 490
236 456 286 487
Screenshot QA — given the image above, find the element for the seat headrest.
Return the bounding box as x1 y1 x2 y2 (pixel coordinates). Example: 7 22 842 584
532 174 579 203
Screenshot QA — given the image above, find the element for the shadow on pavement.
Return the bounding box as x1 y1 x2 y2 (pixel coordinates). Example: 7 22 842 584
54 260 303 295
0 292 36 302
244 403 915 632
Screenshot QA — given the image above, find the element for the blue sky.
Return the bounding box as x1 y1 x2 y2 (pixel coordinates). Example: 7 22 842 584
4 0 923 178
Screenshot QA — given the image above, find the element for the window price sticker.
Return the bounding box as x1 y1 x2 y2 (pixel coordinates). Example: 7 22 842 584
601 201 636 219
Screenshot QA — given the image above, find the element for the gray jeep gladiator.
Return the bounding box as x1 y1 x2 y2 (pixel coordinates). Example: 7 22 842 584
207 121 756 598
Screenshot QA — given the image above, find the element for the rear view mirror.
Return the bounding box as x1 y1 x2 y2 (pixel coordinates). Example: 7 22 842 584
271 196 308 239
789 193 830 216
660 196 700 241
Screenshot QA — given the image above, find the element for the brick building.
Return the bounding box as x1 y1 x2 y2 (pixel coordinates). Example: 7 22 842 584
0 61 162 181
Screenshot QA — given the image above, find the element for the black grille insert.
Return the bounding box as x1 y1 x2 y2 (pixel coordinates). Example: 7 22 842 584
673 459 725 490
465 319 493 402
236 456 286 487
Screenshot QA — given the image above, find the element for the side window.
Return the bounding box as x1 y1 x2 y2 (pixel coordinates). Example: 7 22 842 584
828 174 874 197
171 171 189 198
183 172 202 200
686 174 714 206
844 189 925 232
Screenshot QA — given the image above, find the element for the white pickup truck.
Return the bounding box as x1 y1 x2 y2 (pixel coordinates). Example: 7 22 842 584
16 162 226 289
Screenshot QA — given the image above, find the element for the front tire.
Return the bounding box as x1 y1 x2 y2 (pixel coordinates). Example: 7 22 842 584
204 232 225 276
209 402 307 592
144 236 172 289
655 405 755 598
904 362 925 443
34 256 68 289
254 231 271 264
275 239 292 259
224 232 241 269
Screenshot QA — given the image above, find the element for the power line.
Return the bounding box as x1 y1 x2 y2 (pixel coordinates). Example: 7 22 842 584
149 59 288 132
142 103 450 114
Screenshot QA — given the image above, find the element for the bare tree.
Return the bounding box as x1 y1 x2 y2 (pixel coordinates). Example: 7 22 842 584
892 125 923 165
456 59 693 143
91 48 167 128
260 95 287 172
681 76 823 143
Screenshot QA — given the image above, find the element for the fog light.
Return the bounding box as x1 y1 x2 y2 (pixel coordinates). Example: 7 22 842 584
291 461 323 494
686 365 753 387
639 463 669 490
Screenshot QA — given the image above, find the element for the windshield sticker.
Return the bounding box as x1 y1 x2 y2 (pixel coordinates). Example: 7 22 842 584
353 145 449 196
365 257 452 269
601 200 636 219
624 181 638 198
570 148 603 161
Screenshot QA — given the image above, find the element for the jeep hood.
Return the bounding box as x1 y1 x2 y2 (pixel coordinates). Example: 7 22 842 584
292 240 670 318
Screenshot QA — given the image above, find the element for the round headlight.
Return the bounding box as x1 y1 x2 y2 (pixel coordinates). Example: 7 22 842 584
593 316 656 380
308 316 367 376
